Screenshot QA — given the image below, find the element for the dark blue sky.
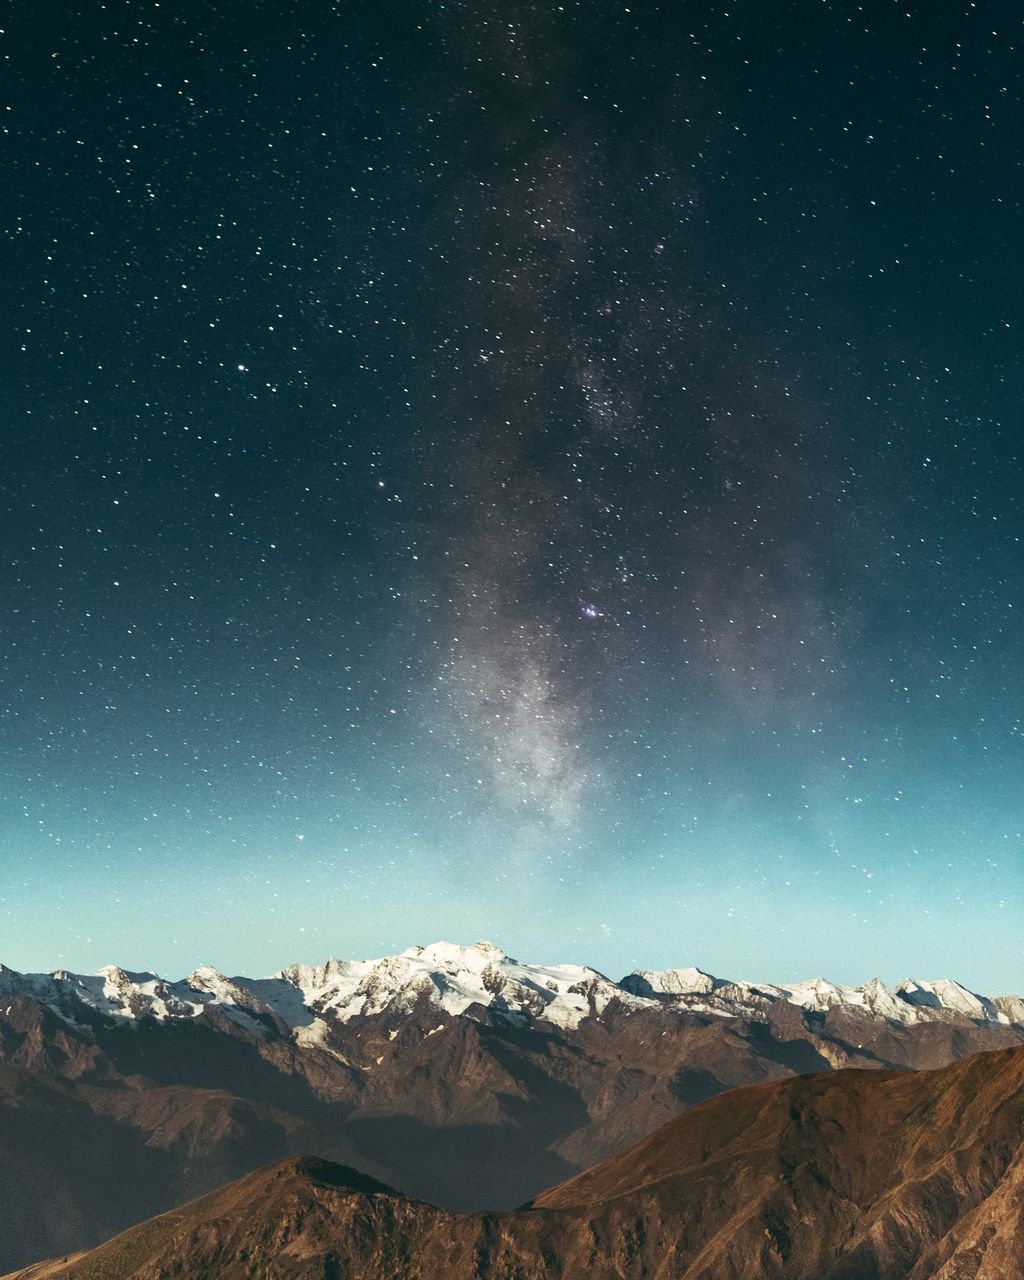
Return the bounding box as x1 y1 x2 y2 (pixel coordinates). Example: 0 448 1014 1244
1 1 1020 989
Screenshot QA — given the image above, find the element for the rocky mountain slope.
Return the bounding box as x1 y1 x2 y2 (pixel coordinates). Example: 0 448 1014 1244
1 942 1020 1272
7 1047 1024 1280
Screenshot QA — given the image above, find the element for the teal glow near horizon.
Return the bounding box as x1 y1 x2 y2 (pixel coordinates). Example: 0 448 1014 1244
2 728 1018 993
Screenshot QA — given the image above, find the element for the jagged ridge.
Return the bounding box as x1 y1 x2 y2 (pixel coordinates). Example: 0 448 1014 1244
2 940 1020 1040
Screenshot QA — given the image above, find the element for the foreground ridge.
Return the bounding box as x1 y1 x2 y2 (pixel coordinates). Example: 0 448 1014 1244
6 1048 1024 1280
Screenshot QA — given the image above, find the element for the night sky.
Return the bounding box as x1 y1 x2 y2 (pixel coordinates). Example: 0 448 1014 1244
2 1 1021 990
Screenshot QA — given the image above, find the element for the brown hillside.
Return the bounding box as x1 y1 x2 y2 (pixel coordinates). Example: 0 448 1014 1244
5 1047 1023 1279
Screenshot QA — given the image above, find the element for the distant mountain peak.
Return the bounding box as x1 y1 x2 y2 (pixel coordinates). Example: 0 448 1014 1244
622 965 721 997
402 939 511 967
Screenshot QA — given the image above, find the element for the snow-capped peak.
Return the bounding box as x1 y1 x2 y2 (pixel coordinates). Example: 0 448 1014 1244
186 965 235 995
271 940 638 1030
622 965 720 997
895 978 999 1022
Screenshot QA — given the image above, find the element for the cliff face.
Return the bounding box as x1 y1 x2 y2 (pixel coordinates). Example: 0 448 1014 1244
7 1048 1024 1280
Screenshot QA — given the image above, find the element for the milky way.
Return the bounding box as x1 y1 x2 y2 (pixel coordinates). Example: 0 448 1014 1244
1 1 1020 987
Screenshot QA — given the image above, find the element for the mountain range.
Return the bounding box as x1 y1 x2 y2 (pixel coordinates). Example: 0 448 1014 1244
6 1046 1023 1278
5 940 1021 1032
1 941 1021 1272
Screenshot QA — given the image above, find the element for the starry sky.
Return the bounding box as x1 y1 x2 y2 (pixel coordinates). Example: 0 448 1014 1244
2 1 1021 991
